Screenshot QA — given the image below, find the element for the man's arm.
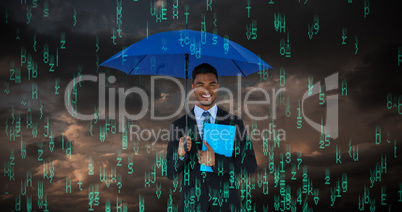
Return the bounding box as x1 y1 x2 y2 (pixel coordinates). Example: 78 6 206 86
166 122 187 180
213 119 257 175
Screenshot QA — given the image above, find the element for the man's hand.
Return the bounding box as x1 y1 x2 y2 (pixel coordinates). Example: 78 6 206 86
178 136 191 158
197 140 215 166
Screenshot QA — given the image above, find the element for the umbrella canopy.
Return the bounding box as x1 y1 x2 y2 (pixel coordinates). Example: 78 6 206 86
100 29 272 78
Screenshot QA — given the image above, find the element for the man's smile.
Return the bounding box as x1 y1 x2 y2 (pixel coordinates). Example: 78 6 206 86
201 93 211 98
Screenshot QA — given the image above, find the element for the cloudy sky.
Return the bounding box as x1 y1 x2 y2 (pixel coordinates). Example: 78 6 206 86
1 0 401 211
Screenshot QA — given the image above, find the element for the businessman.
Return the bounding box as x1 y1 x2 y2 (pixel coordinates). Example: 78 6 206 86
166 63 257 212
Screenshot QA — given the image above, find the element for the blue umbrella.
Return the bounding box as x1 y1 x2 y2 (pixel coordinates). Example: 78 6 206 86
101 29 272 77
100 29 273 150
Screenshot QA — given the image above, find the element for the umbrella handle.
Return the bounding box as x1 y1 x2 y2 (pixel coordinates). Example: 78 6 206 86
184 54 189 153
183 126 189 153
183 136 188 153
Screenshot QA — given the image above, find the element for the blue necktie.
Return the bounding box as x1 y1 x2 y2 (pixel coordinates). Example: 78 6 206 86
201 111 211 140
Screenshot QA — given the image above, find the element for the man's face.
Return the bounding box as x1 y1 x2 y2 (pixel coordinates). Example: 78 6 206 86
192 73 220 108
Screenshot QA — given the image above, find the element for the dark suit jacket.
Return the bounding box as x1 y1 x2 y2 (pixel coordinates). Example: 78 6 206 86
166 106 257 212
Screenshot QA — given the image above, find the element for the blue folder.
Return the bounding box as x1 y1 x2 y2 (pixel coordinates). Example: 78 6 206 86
200 123 236 172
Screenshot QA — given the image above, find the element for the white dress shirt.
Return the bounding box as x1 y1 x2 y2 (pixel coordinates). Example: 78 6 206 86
194 104 217 138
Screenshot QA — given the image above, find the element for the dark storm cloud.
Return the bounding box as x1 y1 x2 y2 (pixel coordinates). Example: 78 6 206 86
346 43 402 110
24 135 73 160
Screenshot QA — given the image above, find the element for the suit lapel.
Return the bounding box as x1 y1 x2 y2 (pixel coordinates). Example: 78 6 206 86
187 108 202 150
215 107 224 125
216 106 232 125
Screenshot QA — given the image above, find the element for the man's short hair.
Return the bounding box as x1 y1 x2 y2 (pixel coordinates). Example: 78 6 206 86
192 63 218 83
